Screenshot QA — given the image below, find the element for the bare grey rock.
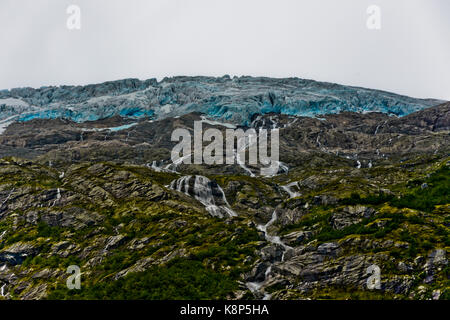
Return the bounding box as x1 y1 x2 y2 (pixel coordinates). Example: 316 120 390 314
0 242 39 265
331 206 377 230
282 230 313 246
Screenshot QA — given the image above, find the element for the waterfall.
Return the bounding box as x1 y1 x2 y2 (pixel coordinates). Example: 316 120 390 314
281 182 301 198
246 210 291 299
374 124 381 135
235 135 256 177
233 129 288 178
0 231 6 244
214 183 237 217
260 160 289 177
374 120 388 135
153 161 162 172
149 160 163 172
147 160 175 173
277 162 289 174
164 153 192 172
170 175 192 195
0 188 15 208
250 115 262 128
268 116 278 129
284 117 298 128
256 211 291 251
169 175 237 218
193 175 216 212
200 116 236 129
51 188 61 207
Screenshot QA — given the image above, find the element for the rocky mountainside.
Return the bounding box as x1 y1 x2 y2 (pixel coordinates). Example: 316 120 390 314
0 102 448 170
0 78 448 300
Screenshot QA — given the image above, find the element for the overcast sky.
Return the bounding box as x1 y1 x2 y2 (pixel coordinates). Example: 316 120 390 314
0 0 449 100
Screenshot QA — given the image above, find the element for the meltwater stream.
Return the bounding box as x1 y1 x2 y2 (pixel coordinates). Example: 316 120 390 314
168 173 294 298
169 175 237 218
246 210 291 300
281 182 301 198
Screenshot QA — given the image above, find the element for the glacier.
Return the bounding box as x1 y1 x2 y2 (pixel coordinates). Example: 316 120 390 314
0 76 444 126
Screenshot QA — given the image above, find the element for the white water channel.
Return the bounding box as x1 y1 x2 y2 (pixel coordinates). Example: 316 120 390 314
246 210 291 300
169 175 237 218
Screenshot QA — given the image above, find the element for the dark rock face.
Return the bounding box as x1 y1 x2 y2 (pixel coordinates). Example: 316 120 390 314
40 207 103 229
313 195 338 206
247 262 272 283
268 246 412 297
394 103 450 132
0 103 448 171
317 242 341 256
424 249 448 277
260 244 284 262
282 231 313 246
0 242 39 265
331 206 377 230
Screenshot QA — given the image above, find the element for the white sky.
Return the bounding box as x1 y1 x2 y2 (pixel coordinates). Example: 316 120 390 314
0 0 449 100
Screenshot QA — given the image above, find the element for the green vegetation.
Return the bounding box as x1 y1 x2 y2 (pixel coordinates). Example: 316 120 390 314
391 165 449 212
342 164 449 212
48 258 237 300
